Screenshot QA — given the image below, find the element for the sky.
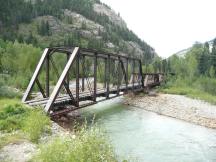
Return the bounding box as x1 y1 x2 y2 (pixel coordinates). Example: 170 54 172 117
101 0 216 58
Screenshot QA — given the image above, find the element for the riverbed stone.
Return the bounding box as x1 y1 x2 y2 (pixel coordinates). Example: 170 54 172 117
0 142 37 162
126 93 216 129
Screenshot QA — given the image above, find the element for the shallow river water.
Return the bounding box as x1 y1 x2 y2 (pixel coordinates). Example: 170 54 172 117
80 97 216 162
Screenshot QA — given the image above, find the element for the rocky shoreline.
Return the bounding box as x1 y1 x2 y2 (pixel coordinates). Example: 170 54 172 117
0 122 70 162
125 93 216 129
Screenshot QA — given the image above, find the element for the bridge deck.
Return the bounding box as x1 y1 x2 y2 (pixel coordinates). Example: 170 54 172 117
25 83 142 108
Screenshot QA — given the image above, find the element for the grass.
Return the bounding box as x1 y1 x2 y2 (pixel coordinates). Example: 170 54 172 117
32 126 118 162
22 109 51 143
161 86 216 104
0 99 51 144
0 104 30 132
0 99 120 161
0 133 27 149
0 98 20 109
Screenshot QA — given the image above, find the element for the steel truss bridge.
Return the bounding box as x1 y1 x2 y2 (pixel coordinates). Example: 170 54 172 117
22 47 163 116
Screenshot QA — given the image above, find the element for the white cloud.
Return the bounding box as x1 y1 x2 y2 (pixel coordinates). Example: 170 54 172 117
101 0 216 58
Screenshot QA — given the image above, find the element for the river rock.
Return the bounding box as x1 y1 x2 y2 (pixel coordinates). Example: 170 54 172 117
0 142 37 162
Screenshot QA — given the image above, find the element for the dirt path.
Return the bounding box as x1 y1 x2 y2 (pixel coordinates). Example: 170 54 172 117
126 93 216 129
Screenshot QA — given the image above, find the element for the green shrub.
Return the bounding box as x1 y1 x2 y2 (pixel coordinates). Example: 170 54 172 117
22 109 51 143
32 126 118 162
0 103 51 143
0 104 29 132
0 86 22 98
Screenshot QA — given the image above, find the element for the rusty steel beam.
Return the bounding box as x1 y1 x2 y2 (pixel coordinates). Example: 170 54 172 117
66 53 70 90
117 57 121 95
22 48 49 102
139 60 144 88
132 59 135 91
36 79 46 98
104 58 107 88
50 57 75 103
46 54 50 97
76 53 80 107
93 53 97 102
82 55 85 92
23 46 165 115
44 47 79 113
126 58 128 91
106 55 110 99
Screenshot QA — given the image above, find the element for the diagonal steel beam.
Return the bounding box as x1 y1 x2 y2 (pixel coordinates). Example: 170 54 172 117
50 57 75 103
119 59 127 84
36 79 46 98
22 48 49 102
45 47 79 113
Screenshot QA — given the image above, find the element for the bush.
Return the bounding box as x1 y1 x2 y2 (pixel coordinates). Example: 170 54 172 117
0 103 51 143
0 76 22 98
32 126 118 162
0 86 22 98
22 109 51 143
0 104 29 132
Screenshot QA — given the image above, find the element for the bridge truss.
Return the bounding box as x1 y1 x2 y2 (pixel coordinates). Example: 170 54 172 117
22 47 144 115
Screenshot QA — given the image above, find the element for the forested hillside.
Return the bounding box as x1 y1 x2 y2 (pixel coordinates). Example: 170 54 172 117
0 0 155 60
0 0 157 93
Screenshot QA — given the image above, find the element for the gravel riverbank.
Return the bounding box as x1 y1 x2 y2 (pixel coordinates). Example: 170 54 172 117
126 93 216 129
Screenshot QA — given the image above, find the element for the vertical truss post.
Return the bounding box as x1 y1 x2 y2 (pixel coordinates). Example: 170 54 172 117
106 55 110 99
104 58 107 88
76 53 80 107
132 59 135 91
126 58 128 92
117 57 121 95
66 53 70 90
139 60 144 88
93 53 97 102
46 53 50 97
82 55 85 92
44 47 79 113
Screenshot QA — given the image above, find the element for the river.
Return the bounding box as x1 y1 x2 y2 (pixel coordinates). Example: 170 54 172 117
80 96 216 162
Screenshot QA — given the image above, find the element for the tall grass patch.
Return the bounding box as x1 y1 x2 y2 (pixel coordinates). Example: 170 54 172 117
161 76 216 104
0 104 30 132
22 109 51 143
0 103 51 143
32 126 118 162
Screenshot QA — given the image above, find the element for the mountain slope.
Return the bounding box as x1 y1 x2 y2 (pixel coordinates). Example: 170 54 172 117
0 0 156 62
